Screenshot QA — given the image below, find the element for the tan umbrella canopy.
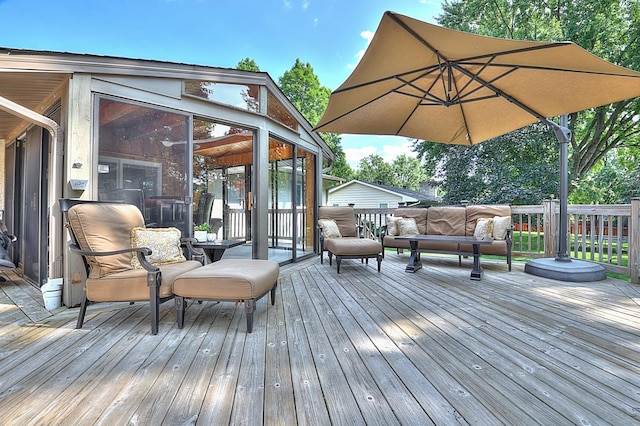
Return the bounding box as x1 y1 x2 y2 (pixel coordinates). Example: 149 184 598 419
314 11 640 145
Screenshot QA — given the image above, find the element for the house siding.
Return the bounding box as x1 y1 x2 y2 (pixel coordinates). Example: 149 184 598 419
328 184 404 208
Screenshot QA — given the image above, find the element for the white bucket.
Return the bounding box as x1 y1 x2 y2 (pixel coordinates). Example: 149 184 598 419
43 290 62 310
41 278 63 311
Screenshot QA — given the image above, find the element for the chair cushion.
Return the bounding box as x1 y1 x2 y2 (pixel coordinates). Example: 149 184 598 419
130 227 186 268
319 206 358 237
86 260 202 301
68 203 144 278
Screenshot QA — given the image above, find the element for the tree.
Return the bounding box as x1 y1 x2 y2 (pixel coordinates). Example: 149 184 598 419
435 0 640 198
236 58 260 72
356 154 394 185
390 155 429 190
416 122 559 204
278 58 355 180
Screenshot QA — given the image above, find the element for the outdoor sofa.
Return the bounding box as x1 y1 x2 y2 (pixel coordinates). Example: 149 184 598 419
381 204 513 271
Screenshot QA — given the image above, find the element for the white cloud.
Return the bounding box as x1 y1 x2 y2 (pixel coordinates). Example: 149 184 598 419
302 0 310 10
348 30 374 70
283 0 293 10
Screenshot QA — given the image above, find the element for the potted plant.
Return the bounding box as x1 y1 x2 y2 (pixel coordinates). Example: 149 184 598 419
194 223 212 242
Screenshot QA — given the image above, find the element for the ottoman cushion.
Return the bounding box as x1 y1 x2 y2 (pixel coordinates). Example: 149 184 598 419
325 238 381 256
173 259 279 300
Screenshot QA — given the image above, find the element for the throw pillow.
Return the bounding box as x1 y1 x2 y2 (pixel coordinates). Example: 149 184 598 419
130 227 186 269
398 218 419 235
474 218 494 238
318 219 342 238
385 215 403 236
492 216 512 240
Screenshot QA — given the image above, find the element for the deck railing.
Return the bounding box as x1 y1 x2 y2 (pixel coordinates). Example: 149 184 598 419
354 199 640 283
226 200 640 283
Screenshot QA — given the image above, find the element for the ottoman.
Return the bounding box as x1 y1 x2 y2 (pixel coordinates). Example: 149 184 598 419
173 259 279 332
324 238 382 273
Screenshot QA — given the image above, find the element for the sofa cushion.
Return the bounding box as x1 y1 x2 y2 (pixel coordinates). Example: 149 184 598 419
385 215 403 236
473 218 494 238
398 218 420 235
465 204 511 236
68 203 144 278
130 227 186 269
393 208 428 234
427 206 466 236
492 216 512 240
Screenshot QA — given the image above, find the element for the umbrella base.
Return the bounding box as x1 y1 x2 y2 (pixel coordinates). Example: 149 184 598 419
524 257 606 282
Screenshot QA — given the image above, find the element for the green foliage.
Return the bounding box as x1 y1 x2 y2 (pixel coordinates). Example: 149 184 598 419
278 58 331 127
415 122 559 204
356 155 394 185
236 58 260 72
437 0 640 202
277 58 355 181
355 154 430 191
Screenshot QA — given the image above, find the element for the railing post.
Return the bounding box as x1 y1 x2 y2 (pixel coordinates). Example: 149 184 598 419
630 198 640 284
543 199 558 258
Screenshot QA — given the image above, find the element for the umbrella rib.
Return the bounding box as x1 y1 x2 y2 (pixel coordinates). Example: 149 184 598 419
453 63 548 122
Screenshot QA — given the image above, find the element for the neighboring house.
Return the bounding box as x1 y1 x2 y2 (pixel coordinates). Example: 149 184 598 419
327 180 441 208
0 47 334 307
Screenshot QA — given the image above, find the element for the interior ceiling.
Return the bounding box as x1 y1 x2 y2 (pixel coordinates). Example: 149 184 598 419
0 72 70 140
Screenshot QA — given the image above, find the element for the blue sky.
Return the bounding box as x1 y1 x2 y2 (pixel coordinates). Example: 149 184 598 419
0 0 443 168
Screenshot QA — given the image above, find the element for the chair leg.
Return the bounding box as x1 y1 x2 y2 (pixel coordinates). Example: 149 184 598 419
336 256 342 273
270 282 277 305
377 254 382 272
149 286 160 335
245 299 255 333
175 296 186 328
76 294 89 329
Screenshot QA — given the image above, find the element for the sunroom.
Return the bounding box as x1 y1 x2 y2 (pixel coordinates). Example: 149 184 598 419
0 48 333 307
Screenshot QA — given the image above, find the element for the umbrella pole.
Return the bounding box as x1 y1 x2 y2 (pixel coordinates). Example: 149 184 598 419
524 114 605 281
547 115 571 261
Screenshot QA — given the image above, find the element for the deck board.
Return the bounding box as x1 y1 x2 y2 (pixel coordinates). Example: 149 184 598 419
0 256 639 425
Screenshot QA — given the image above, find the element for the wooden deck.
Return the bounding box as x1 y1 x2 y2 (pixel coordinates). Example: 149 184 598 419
1 254 640 425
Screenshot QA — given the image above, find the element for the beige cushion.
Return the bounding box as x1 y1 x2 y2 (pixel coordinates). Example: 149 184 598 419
173 259 279 300
319 206 358 237
385 215 403 236
325 238 381 256
465 204 511 236
493 216 512 240
68 203 144 278
318 219 342 238
427 206 466 236
130 227 186 269
86 260 202 301
398 218 419 235
394 208 428 234
474 218 494 238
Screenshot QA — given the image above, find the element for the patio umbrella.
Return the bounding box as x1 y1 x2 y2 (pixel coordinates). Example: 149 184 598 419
314 11 640 281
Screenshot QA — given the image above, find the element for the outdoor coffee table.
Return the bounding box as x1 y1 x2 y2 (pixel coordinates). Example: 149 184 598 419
193 239 246 263
394 235 494 280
